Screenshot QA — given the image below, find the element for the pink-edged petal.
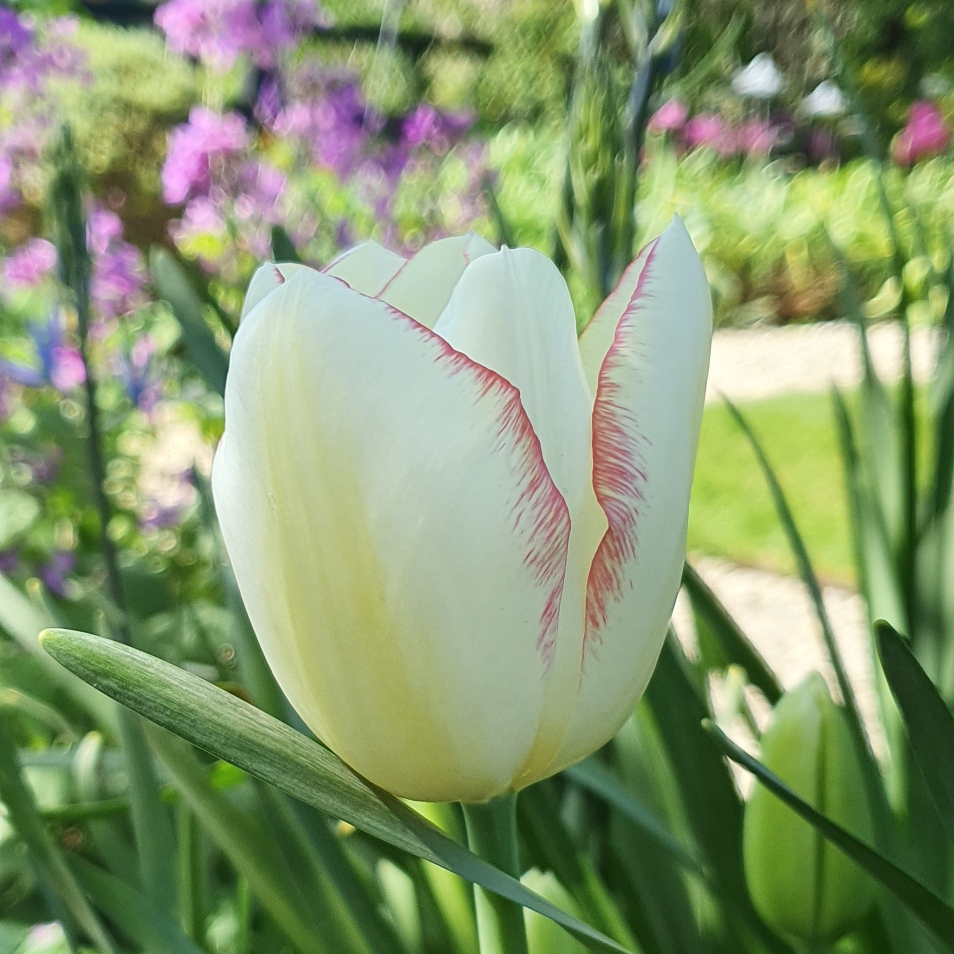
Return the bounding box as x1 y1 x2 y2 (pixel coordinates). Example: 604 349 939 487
433 247 608 783
549 216 712 773
212 267 571 802
378 233 496 328
322 241 407 297
241 262 307 321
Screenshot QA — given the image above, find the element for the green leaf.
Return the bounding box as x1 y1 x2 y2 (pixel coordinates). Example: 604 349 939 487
680 562 782 705
150 247 229 396
0 714 116 953
271 225 302 264
563 761 706 882
40 629 631 954
69 856 205 954
705 719 954 951
876 621 954 845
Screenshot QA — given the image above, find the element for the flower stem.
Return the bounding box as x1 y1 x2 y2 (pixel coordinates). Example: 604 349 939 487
461 793 529 954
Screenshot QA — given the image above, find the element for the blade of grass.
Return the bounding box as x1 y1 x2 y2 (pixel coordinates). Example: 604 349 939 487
41 629 631 954
271 225 302 264
705 720 954 950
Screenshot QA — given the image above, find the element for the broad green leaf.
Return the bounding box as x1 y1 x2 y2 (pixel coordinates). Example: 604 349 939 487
876 621 954 845
706 720 954 951
40 630 631 954
69 856 204 954
271 225 302 264
150 247 229 396
680 562 782 705
0 714 116 953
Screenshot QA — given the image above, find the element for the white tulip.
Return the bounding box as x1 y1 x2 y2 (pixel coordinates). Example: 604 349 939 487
732 53 786 99
801 81 847 118
212 217 712 803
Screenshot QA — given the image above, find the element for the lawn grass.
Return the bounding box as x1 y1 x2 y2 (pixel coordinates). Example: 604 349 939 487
689 391 854 585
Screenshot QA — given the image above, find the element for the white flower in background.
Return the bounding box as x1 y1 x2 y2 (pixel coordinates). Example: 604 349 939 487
213 218 712 803
732 53 786 99
801 81 848 118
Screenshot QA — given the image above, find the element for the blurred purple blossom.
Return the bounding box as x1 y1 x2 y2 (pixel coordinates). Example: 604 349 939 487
38 551 74 597
154 0 331 72
1 238 57 291
0 548 20 576
87 208 149 324
0 311 85 393
162 107 249 205
11 446 62 485
117 335 162 412
892 101 951 166
737 119 778 157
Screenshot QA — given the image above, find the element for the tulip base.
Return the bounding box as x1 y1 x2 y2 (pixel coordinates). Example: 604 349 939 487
461 793 529 954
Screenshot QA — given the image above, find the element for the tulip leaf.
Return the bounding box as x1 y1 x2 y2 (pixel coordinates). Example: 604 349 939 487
40 629 632 954
271 225 303 264
705 719 954 951
69 856 205 954
150 247 230 397
680 562 782 705
876 621 954 845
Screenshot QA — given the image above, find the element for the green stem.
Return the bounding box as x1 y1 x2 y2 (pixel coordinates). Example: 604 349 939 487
461 794 528 954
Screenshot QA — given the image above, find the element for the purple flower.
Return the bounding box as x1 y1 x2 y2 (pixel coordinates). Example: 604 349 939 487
162 107 248 205
892 101 951 166
1 238 57 291
401 104 474 154
0 311 85 393
737 119 778 157
648 98 688 133
117 334 161 411
38 551 74 598
0 548 20 575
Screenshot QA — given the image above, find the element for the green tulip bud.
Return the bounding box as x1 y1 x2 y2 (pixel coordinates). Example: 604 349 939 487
743 673 874 944
522 870 588 954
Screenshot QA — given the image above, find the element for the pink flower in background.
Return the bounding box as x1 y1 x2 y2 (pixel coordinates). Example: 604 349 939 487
737 119 778 157
87 208 149 323
1 238 57 291
684 113 737 156
162 107 249 205
892 101 951 166
648 99 688 133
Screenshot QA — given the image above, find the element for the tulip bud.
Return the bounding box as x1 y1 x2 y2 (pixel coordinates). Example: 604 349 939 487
213 219 711 802
743 674 874 944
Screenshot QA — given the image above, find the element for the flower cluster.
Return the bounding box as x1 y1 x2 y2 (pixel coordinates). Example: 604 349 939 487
891 101 951 166
154 0 331 72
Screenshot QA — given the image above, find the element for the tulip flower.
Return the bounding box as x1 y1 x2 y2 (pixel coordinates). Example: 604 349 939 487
212 217 711 802
743 674 874 944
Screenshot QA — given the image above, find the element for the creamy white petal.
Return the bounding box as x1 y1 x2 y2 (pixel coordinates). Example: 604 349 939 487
433 247 607 784
378 234 496 328
578 241 655 394
549 216 712 772
212 268 572 802
322 241 407 297
241 262 307 321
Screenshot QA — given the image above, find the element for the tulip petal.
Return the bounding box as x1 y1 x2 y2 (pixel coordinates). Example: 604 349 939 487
212 266 572 802
322 241 407 297
241 262 306 321
550 216 712 773
433 247 608 785
378 233 495 328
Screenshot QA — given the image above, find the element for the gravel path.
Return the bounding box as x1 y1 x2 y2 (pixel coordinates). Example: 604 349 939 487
706 320 939 404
